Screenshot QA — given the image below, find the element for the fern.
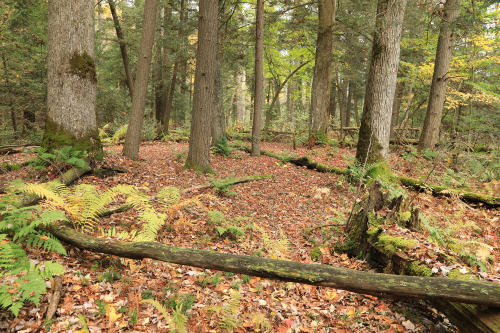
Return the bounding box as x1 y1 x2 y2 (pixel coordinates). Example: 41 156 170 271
255 225 290 259
217 290 242 332
140 299 188 333
251 313 273 332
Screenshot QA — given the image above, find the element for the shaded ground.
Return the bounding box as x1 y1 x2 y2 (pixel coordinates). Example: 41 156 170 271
0 140 498 332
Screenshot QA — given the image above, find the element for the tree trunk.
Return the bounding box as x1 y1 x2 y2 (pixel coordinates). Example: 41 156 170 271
251 0 264 156
352 82 359 127
162 61 178 135
153 8 165 129
309 0 336 140
43 0 101 156
329 75 337 120
345 80 352 127
47 224 500 308
122 0 158 161
235 70 246 125
418 0 461 151
211 56 226 146
184 0 218 173
355 0 407 166
108 0 134 100
390 81 405 139
286 81 295 131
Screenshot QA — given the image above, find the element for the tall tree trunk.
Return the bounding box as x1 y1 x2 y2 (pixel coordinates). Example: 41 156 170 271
329 75 337 120
156 4 172 133
345 80 352 127
251 0 264 156
153 8 164 129
418 0 461 151
184 0 218 173
352 82 360 127
162 62 178 135
286 81 295 131
235 70 246 125
43 0 101 156
390 81 404 138
122 0 158 160
355 0 407 167
309 0 336 140
108 0 134 100
211 55 226 145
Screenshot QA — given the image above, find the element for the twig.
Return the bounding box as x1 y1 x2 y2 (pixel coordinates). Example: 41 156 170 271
45 276 63 323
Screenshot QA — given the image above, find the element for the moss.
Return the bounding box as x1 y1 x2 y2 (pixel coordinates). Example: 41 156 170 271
1 163 20 171
406 261 432 277
447 268 476 280
369 230 418 256
183 159 216 174
42 119 102 160
69 51 97 82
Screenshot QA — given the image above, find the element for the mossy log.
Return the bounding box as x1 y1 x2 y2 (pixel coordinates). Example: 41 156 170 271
347 181 500 332
398 176 500 208
234 145 500 208
46 224 500 307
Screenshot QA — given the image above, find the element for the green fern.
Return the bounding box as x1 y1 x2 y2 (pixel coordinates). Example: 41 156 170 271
255 225 290 259
208 290 241 332
141 299 188 333
251 312 273 332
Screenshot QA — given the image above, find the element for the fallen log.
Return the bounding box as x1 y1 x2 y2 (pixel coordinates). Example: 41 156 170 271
46 224 500 307
233 145 500 208
345 180 500 332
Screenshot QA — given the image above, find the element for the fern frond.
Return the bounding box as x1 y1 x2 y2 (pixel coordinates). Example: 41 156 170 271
251 313 273 332
18 182 67 205
219 290 241 331
37 260 64 279
255 225 290 259
157 186 181 207
171 304 188 333
140 299 171 322
134 209 167 242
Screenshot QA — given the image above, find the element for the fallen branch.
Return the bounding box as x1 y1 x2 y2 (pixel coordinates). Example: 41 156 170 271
46 224 500 307
45 276 63 323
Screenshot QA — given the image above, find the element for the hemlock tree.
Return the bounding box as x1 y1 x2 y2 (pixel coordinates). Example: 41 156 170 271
251 0 264 156
122 0 158 160
43 0 101 156
418 0 461 151
355 0 408 172
309 0 336 141
184 0 218 173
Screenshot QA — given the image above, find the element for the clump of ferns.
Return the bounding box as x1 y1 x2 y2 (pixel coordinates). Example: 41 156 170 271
15 181 221 242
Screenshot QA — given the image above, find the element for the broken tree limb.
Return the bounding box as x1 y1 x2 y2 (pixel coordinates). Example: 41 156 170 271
46 224 500 307
45 275 63 323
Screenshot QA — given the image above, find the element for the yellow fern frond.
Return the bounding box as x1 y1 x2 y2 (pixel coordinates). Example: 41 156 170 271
255 225 290 259
157 186 181 207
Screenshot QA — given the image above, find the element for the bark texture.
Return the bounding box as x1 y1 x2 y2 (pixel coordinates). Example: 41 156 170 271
109 0 134 100
44 0 101 155
184 0 218 173
251 0 264 156
309 0 336 140
356 0 407 165
418 0 461 151
47 225 500 307
122 0 158 160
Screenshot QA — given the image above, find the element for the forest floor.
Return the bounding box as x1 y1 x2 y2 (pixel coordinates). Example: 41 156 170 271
1 140 499 332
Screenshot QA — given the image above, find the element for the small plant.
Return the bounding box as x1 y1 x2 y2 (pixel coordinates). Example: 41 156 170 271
128 309 138 325
198 271 223 287
421 148 439 161
28 146 87 171
141 289 155 300
208 290 241 331
97 270 120 283
96 300 107 316
310 247 321 261
212 137 233 156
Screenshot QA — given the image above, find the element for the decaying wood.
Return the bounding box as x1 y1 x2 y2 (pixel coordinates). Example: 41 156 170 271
45 276 63 322
45 224 500 307
347 180 500 332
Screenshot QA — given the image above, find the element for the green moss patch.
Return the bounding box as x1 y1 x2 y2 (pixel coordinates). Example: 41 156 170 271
69 51 97 82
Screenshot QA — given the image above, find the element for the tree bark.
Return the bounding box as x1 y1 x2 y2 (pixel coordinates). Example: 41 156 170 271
390 81 404 139
108 0 134 100
122 0 158 160
46 224 500 307
43 0 101 156
355 0 408 166
184 0 218 173
251 0 264 156
418 0 461 151
309 0 335 140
